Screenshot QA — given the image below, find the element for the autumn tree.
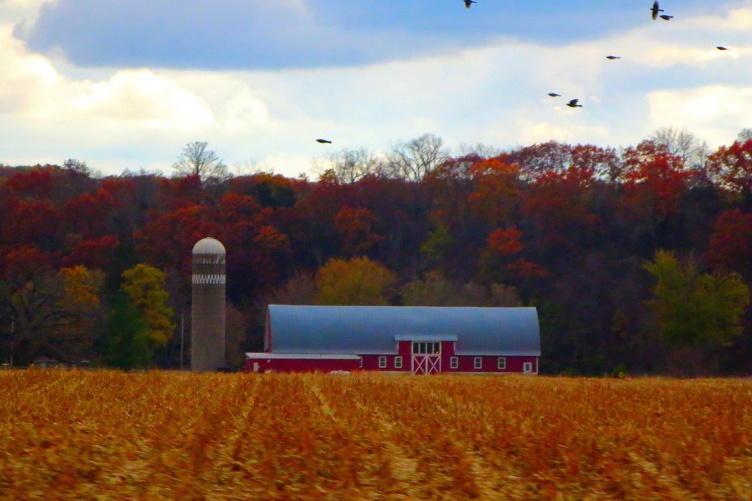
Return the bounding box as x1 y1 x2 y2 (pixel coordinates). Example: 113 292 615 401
650 127 709 170
644 250 750 373
264 272 317 306
707 209 752 278
400 270 521 307
706 138 752 196
315 256 396 305
503 142 621 183
523 164 600 251
502 141 570 181
229 173 296 208
479 226 547 285
320 148 385 184
468 158 521 227
59 265 105 344
335 206 384 255
0 251 102 365
173 141 229 184
387 133 449 183
488 227 524 256
121 264 175 347
618 141 693 249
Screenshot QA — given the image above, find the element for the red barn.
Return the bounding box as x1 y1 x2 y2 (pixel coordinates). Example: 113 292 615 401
245 305 540 375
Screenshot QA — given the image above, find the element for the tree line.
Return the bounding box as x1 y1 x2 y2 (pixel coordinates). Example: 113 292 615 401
1 130 752 375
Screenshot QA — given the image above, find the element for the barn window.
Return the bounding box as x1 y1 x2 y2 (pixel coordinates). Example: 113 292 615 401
394 356 403 369
450 357 458 369
523 362 533 373
379 356 387 369
413 342 440 355
497 357 506 370
474 357 482 370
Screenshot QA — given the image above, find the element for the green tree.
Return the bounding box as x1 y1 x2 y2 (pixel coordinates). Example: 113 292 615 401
420 223 455 269
315 256 396 305
104 291 152 370
644 250 750 349
121 264 175 347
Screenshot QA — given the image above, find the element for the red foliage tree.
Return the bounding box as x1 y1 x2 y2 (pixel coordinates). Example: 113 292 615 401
62 188 119 239
488 227 523 255
156 175 204 211
707 209 752 278
1 245 53 284
506 258 549 278
1 197 57 247
523 165 599 246
335 206 384 255
4 168 53 200
468 158 521 227
706 138 752 194
61 236 120 270
621 141 692 218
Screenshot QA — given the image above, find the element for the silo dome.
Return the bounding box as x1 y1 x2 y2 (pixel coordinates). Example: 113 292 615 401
193 237 226 255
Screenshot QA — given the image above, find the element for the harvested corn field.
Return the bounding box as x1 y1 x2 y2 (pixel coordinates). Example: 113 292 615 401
1 370 751 500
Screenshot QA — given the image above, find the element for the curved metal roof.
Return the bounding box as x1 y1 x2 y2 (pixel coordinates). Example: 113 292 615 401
192 237 226 255
267 305 540 356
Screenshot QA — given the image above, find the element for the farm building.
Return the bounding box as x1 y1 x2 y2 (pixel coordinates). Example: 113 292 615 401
245 305 540 375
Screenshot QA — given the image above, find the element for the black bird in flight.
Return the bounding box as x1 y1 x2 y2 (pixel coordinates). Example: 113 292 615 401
566 99 583 108
606 55 621 60
316 139 332 144
660 14 673 20
548 92 561 97
716 46 730 51
651 1 664 20
464 0 477 8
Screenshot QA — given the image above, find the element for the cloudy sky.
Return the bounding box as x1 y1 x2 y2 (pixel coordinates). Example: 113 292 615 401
1 0 751 177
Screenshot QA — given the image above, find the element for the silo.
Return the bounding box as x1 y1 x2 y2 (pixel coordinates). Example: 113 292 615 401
191 237 226 371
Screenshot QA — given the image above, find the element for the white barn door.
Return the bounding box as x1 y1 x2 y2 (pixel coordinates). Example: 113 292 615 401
412 341 441 375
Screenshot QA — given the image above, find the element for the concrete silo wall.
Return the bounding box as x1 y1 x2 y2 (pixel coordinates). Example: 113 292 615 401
191 250 226 371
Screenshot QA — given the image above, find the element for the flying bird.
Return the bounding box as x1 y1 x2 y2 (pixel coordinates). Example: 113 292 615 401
316 139 332 144
716 46 730 51
606 55 621 60
548 92 561 97
660 14 673 20
651 1 664 20
464 0 477 8
566 99 583 108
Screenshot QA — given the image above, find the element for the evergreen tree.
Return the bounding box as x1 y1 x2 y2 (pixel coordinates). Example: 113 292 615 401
104 291 152 370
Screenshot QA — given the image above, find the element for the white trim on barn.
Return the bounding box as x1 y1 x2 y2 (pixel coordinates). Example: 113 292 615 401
245 353 361 360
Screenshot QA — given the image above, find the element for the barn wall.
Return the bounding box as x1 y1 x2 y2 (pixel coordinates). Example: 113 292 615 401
361 354 411 372
359 353 538 373
245 357 361 373
245 354 538 374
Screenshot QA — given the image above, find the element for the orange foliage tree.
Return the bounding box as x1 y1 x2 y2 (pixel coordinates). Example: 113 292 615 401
316 256 396 305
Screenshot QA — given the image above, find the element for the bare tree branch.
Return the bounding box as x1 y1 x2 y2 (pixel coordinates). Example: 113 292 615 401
386 133 449 183
172 141 230 184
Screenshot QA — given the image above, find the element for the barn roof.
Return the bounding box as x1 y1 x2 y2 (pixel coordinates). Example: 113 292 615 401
266 305 540 356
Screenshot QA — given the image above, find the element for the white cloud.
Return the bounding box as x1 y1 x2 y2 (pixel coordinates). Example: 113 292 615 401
648 85 752 146
64 70 215 129
4 2 752 177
